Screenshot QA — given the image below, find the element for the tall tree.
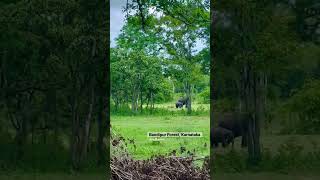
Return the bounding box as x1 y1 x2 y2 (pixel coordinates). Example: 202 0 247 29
122 0 210 114
213 0 298 163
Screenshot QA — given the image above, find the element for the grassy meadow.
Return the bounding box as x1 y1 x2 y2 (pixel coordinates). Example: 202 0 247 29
112 115 210 159
111 102 210 160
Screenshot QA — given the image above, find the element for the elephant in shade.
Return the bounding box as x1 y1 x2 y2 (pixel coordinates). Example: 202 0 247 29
210 127 234 148
217 112 251 147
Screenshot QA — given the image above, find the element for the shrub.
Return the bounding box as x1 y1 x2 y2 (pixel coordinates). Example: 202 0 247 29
198 87 210 104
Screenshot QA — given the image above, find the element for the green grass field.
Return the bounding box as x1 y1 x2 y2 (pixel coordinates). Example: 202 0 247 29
111 114 210 159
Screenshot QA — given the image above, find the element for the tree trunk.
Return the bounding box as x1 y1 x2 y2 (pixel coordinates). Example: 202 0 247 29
70 96 81 170
131 89 135 112
31 123 34 145
150 92 154 111
52 89 59 145
135 89 139 112
80 87 94 162
240 64 257 163
253 73 263 162
146 92 150 109
15 117 27 160
97 96 107 166
185 82 192 114
140 88 143 112
244 66 262 164
113 95 119 111
243 65 255 161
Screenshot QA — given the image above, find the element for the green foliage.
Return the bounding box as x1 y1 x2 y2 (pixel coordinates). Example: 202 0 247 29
287 80 320 133
0 135 104 173
214 0 320 142
213 150 247 173
154 79 174 103
214 0 300 100
198 87 210 104
111 0 209 114
0 0 109 171
213 99 238 113
213 138 320 173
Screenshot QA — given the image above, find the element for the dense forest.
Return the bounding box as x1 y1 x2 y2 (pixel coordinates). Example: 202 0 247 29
212 0 320 176
214 0 320 135
0 0 109 175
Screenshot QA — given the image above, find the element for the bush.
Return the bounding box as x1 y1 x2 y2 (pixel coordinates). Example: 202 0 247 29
213 139 320 173
198 87 210 104
286 79 320 134
0 133 104 173
154 79 174 103
213 150 247 173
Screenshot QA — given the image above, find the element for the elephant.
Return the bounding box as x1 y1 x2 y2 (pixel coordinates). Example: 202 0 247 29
175 101 183 108
217 112 251 147
175 97 189 108
210 127 234 148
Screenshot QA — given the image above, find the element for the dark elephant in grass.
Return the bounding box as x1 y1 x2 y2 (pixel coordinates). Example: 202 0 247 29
210 127 234 148
217 112 251 147
175 97 189 108
175 101 183 108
